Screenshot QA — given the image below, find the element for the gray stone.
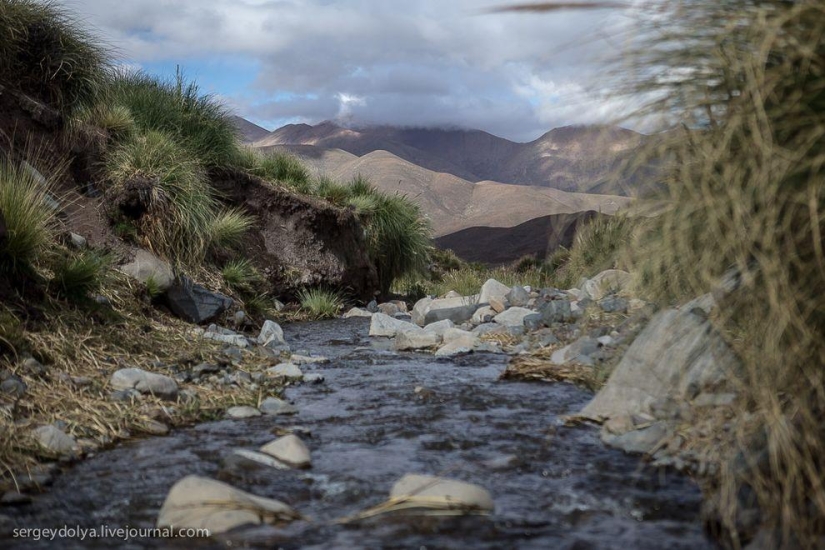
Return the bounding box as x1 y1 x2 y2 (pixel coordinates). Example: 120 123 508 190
303 373 325 384
163 276 233 325
224 449 291 471
580 307 740 421
390 474 494 513
531 329 559 347
472 323 500 336
32 425 76 455
435 340 473 358
119 249 175 291
601 421 670 455
424 304 479 326
443 290 462 299
110 368 178 399
266 363 304 380
257 320 286 348
110 389 141 402
69 233 87 249
422 319 455 338
394 328 440 351
479 278 511 304
493 307 535 328
551 337 600 365
581 269 632 301
367 299 379 313
343 307 373 319
289 354 330 365
20 357 47 377
259 397 298 416
370 313 418 337
538 299 574 325
203 331 249 348
193 363 220 376
226 406 262 419
413 295 480 326
506 285 531 307
377 302 401 316
599 296 629 314
259 434 311 469
157 475 300 533
0 375 26 397
523 313 543 332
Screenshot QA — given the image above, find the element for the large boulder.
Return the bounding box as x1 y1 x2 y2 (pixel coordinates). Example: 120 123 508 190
479 279 511 304
370 313 418 337
413 296 482 326
163 276 233 325
580 307 740 421
157 475 301 534
110 368 178 399
118 249 174 292
493 307 536 328
395 328 440 351
210 168 378 300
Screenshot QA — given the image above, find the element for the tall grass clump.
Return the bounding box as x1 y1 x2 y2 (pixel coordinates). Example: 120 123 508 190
104 130 250 265
0 158 55 270
105 70 238 167
50 251 110 300
613 1 825 546
298 287 343 319
0 0 107 111
233 147 312 193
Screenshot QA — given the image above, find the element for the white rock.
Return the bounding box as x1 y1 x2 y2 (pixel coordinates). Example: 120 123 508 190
443 328 477 346
412 296 480 326
225 449 291 470
266 363 304 380
289 354 330 365
411 297 434 326
580 270 632 301
390 474 494 512
369 313 417 337
203 331 249 348
110 368 178 399
493 307 536 328
303 373 325 384
258 320 287 348
435 341 473 358
32 425 76 455
343 307 373 319
259 397 298 416
157 475 300 534
394 328 440 351
259 434 311 468
444 290 462 299
118 249 174 291
421 319 455 338
479 278 511 304
226 406 261 419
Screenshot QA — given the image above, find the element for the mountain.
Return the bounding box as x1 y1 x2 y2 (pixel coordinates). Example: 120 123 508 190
253 121 653 195
231 116 271 143
259 144 631 237
435 211 605 265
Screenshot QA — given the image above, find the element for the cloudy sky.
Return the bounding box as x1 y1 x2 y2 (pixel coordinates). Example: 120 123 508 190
60 0 641 142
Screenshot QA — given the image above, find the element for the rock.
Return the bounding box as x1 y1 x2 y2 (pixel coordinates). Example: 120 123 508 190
69 233 87 249
395 328 440 351
118 249 174 292
142 420 170 436
193 362 220 377
157 475 300 534
506 285 530 307
566 288 583 300
203 330 249 348
224 449 291 471
110 389 140 402
581 269 632 301
599 296 629 314
601 421 670 455
443 290 462 299
479 278 511 304
20 357 47 377
538 299 574 325
488 297 508 314
259 397 298 416
0 375 26 398
226 406 262 419
343 307 373 319
290 354 330 365
257 320 287 349
413 296 481 326
232 310 248 327
523 313 543 331
377 302 401 316
531 329 559 347
471 306 496 325
493 307 535 328
110 368 178 399
443 328 477 346
551 336 600 365
390 474 494 513
390 300 409 312
472 323 499 336
422 319 455 338
411 297 433 325
266 363 304 380
32 425 76 455
303 373 325 384
580 307 740 421
259 434 311 468
435 341 474 358
367 299 379 313
369 313 417 337
163 276 233 325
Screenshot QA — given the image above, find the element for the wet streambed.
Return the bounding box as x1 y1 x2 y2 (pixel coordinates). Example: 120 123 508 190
4 319 714 549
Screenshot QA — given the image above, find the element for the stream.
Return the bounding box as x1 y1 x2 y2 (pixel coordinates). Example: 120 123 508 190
4 318 715 549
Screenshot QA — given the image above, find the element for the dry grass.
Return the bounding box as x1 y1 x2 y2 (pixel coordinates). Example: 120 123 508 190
503 355 604 391
0 271 285 489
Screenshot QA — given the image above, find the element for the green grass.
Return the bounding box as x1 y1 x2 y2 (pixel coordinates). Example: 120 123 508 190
0 158 55 270
232 147 312 193
221 258 262 293
0 0 108 111
50 251 109 300
104 70 239 168
209 209 254 251
298 288 344 319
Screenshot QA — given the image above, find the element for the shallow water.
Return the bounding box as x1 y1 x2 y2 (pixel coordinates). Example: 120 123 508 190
4 318 715 549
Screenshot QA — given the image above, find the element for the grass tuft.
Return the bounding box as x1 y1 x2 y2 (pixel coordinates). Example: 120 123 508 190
209 209 254 251
298 288 344 320
0 158 55 270
221 258 263 293
50 251 110 300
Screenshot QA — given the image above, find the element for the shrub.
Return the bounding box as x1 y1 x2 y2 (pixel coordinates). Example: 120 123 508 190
298 288 343 320
104 130 217 264
0 158 55 270
105 70 238 167
0 0 107 111
50 251 109 300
